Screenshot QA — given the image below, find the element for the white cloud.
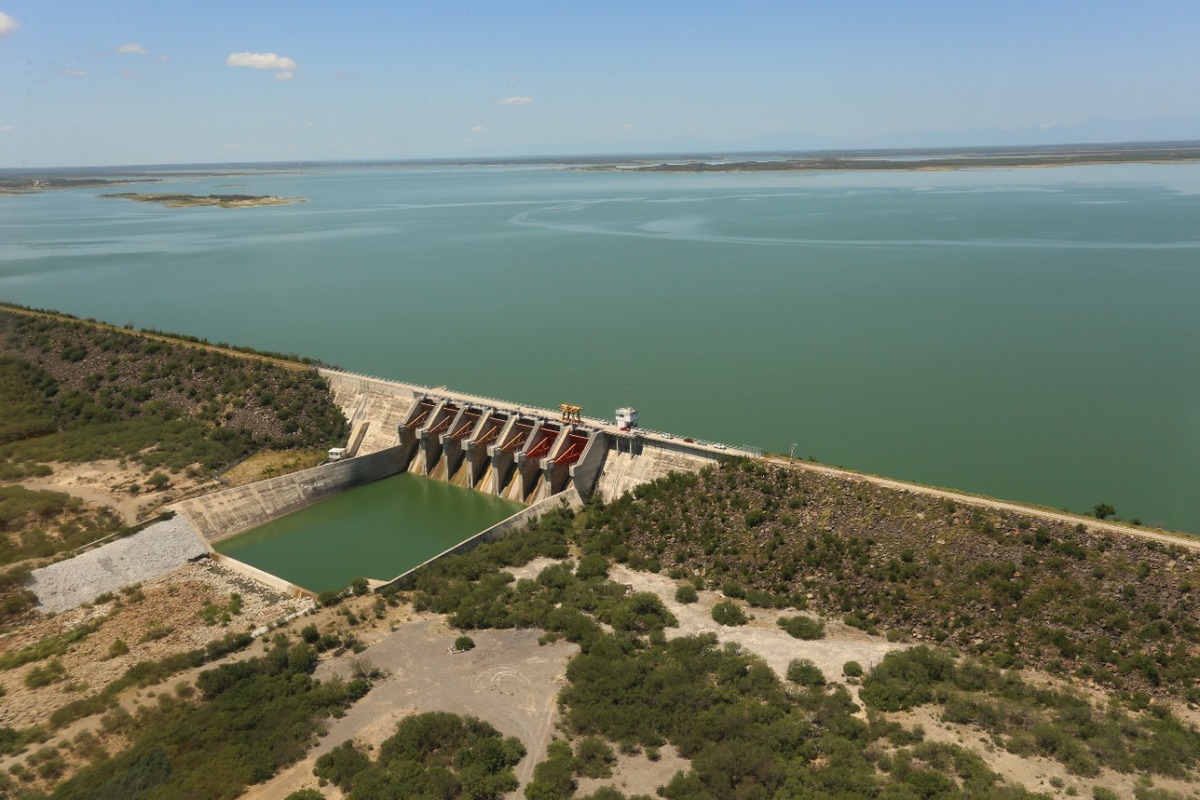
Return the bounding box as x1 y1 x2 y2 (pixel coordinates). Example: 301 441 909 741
1 125 14 133
116 43 146 55
118 69 137 80
226 52 297 71
0 12 19 38
471 125 485 134
58 68 86 78
275 70 295 81
155 54 168 63
498 96 533 105
614 122 633 131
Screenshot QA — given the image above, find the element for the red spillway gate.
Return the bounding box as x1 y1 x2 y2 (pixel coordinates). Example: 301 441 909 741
553 433 589 466
525 427 558 459
449 410 480 440
404 399 435 430
499 421 532 453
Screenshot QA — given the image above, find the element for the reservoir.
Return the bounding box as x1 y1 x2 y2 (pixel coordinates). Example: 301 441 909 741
2 160 1199 533
213 473 524 593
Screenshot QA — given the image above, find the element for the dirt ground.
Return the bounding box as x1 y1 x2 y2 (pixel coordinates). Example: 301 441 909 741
8 547 1196 799
18 459 214 526
241 557 907 800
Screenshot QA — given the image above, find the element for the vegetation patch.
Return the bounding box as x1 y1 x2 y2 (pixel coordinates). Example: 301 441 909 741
861 647 1200 778
313 711 524 800
574 461 1200 699
44 632 366 800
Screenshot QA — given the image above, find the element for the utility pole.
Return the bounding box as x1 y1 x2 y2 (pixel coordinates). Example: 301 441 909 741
789 442 797 460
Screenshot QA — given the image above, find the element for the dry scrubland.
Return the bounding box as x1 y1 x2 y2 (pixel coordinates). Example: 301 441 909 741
2 309 1200 799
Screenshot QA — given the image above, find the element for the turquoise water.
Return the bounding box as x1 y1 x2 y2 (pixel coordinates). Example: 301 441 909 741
2 161 1199 532
214 474 523 593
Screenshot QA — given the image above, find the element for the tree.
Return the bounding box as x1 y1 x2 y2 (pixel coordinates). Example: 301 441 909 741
1093 503 1116 520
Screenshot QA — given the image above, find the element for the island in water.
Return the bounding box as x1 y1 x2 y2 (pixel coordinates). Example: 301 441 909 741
100 192 306 208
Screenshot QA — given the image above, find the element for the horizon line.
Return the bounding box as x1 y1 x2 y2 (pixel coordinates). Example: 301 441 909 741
4 138 1200 175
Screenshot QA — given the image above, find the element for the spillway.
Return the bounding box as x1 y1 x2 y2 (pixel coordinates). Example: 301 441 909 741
325 371 758 506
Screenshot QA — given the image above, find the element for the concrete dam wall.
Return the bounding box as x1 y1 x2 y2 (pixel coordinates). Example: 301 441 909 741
172 445 408 544
30 371 751 612
170 369 745 549
320 369 747 505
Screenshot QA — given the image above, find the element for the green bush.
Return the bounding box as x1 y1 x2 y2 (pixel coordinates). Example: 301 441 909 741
843 660 863 678
454 636 476 652
860 647 954 712
674 584 699 604
25 658 66 688
573 736 616 778
786 658 826 686
711 600 748 627
576 553 610 581
777 615 825 640
284 790 325 800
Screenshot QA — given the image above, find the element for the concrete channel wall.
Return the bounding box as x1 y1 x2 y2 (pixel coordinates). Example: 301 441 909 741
376 487 585 593
172 445 407 544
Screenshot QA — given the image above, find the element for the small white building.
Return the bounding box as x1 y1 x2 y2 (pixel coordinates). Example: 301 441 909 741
327 447 347 462
615 407 639 432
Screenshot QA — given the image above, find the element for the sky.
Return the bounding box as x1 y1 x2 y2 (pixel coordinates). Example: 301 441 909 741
1 1 1198 168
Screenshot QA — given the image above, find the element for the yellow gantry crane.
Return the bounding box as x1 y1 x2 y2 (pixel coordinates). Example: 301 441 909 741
559 403 583 423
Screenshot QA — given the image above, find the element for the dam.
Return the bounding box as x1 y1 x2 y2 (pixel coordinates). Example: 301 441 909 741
129 370 760 598
322 369 758 506
32 369 754 610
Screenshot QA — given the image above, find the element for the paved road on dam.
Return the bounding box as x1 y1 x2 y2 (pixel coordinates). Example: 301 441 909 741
766 456 1200 552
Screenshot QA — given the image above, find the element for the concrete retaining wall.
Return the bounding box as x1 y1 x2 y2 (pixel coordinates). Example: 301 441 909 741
376 487 585 592
211 553 313 598
173 445 406 544
569 431 610 498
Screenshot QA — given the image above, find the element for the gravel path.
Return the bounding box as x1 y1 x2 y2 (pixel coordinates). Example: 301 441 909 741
28 516 210 613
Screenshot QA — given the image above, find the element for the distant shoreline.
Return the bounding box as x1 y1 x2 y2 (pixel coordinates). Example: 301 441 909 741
582 143 1200 173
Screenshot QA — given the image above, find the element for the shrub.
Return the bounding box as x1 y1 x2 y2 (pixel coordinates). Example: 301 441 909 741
575 553 610 581
711 600 748 627
860 647 955 712
574 736 616 778
674 584 699 604
843 660 864 678
106 639 129 659
25 658 66 688
786 659 826 686
284 791 325 800
314 740 371 792
350 577 370 596
777 615 825 640
454 636 476 652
